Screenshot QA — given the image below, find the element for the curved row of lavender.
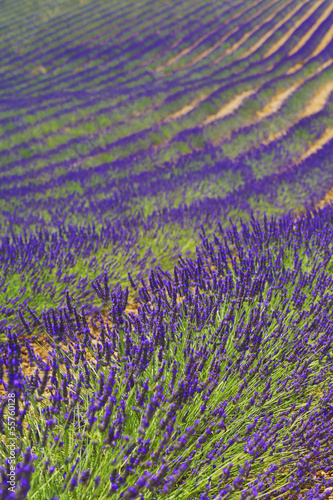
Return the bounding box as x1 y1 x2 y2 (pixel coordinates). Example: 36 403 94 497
1 137 332 330
1 208 333 499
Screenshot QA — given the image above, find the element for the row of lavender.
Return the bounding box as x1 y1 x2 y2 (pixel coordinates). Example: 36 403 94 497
0 0 291 97
1 132 332 328
3 0 329 103
0 0 331 228
1 208 333 499
1 0 330 159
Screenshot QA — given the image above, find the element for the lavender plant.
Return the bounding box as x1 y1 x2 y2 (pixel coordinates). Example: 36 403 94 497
1 210 333 499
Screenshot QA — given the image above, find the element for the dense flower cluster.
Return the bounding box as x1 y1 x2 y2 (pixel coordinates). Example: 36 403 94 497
1 209 333 498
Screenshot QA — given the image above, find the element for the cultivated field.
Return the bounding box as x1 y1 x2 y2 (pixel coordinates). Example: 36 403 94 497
0 0 333 498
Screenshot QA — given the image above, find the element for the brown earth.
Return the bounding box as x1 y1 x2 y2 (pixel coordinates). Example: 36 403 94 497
264 0 326 58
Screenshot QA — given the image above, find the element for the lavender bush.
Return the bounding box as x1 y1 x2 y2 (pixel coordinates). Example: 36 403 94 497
1 209 333 499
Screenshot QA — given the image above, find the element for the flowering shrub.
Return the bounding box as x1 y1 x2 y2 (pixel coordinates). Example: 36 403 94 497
1 209 333 499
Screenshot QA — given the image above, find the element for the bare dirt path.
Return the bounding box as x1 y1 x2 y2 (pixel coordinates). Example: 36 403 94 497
212 0 286 66
239 0 310 60
261 60 333 144
300 80 333 117
316 186 333 210
204 56 332 141
163 94 208 122
202 89 256 125
157 0 282 71
182 0 296 69
288 1 333 56
0 301 139 397
256 81 301 119
264 0 326 57
287 25 333 74
296 126 333 163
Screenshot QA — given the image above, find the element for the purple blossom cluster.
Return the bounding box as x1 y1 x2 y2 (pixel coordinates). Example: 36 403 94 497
0 209 333 498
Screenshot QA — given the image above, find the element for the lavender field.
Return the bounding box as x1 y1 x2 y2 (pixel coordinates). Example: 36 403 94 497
0 0 333 498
